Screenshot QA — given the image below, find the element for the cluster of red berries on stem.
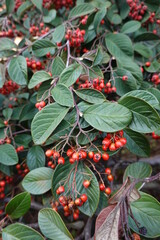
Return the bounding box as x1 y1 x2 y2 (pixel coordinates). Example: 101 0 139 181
29 23 50 37
26 58 44 70
0 80 19 95
53 0 75 10
0 176 13 200
151 73 160 85
65 29 85 47
152 132 160 140
16 145 24 153
80 15 88 25
16 163 29 178
0 29 14 38
102 130 127 152
127 0 148 21
46 149 65 166
14 0 23 11
35 101 46 111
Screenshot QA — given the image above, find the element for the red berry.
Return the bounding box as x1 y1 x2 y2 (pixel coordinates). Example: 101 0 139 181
93 153 101 163
115 140 123 149
119 138 127 145
99 183 105 191
105 187 111 195
145 62 151 67
45 149 53 157
83 180 90 188
102 153 109 161
75 198 82 206
67 148 74 157
108 174 114 182
73 212 79 220
58 157 65 165
122 76 128 81
105 168 111 175
109 143 116 151
88 151 94 159
80 194 88 203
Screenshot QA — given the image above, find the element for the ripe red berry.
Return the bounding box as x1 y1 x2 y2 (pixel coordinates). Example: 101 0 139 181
57 186 65 194
58 157 65 165
45 149 53 157
102 138 111 147
83 180 90 188
105 168 111 175
108 174 114 182
72 152 79 161
119 138 127 145
67 148 74 157
105 187 111 195
115 140 123 149
122 75 128 81
145 62 151 67
4 120 8 125
109 143 116 151
93 153 101 163
88 151 94 159
75 198 82 206
69 158 75 164
73 212 79 220
99 183 105 191
80 194 88 203
102 153 109 161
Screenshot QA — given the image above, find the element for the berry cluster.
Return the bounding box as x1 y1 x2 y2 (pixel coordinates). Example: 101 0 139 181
29 24 50 37
152 132 160 140
80 15 88 25
127 0 148 21
0 80 19 95
26 58 44 70
65 29 85 47
46 150 65 166
16 145 24 152
53 0 75 10
16 163 29 178
0 176 13 200
35 101 46 111
151 73 160 85
14 0 23 11
102 130 127 151
0 29 14 38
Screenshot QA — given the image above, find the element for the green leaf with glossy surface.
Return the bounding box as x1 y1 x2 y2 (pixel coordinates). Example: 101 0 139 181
51 56 65 77
119 96 160 133
0 38 17 58
75 88 105 104
123 162 152 189
2 223 44 240
0 144 18 166
31 0 42 10
121 21 141 34
8 56 27 85
52 161 100 217
22 167 53 195
52 24 65 43
27 146 45 170
17 1 33 18
38 208 73 240
51 84 73 107
31 103 69 145
43 9 56 23
28 71 52 89
124 129 150 158
6 0 15 13
105 33 133 60
32 39 55 57
5 192 31 219
129 192 160 238
59 64 83 87
69 3 95 18
94 8 106 32
134 43 152 58
84 102 132 132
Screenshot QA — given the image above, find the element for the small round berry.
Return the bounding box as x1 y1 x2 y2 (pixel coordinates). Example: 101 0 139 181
80 194 88 203
45 149 53 157
108 174 114 182
88 151 94 159
83 180 90 188
105 187 111 195
145 62 151 67
109 143 116 151
102 153 109 161
122 75 128 81
99 183 105 191
73 212 79 220
93 153 101 163
58 157 65 165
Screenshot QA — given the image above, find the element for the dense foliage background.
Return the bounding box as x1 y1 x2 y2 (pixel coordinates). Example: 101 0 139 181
0 0 160 239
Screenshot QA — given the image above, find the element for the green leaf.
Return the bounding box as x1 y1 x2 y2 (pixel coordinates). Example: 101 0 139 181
122 90 159 108
147 88 160 109
0 144 18 166
52 161 100 217
8 56 27 85
31 0 42 10
75 88 105 104
6 0 15 13
22 167 53 195
129 192 160 238
3 108 13 120
84 102 132 132
0 63 5 88
51 84 73 107
0 38 17 58
5 192 31 219
28 71 52 89
134 43 153 58
31 103 69 145
52 24 65 43
43 9 56 23
94 8 106 32
105 33 133 61
0 119 5 128
51 56 65 77
59 64 83 87
114 68 138 96
119 96 160 133
78 130 98 145
69 3 95 18
110 14 122 25
124 129 150 158
14 134 32 148
32 39 55 57
121 21 141 34
93 47 104 66
38 208 73 240
19 103 37 122
134 32 160 41
27 146 45 170
17 1 33 18
2 223 44 240
123 162 152 189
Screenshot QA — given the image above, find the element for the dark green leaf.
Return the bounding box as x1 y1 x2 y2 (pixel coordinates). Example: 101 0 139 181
28 71 52 89
22 167 53 195
121 21 141 34
0 144 18 166
75 88 105 104
38 208 73 240
51 56 65 77
43 9 56 23
134 32 160 41
6 0 15 13
27 146 45 170
94 8 106 32
32 39 55 57
0 63 5 88
17 1 33 18
52 24 65 43
134 43 153 58
69 3 95 18
0 38 17 57
5 192 31 219
31 103 69 145
51 84 73 107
